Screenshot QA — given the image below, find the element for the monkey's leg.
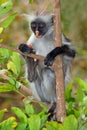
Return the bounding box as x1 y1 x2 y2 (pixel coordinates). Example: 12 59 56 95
19 43 38 82
47 102 56 121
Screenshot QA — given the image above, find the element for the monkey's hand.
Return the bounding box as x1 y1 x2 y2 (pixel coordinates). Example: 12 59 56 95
19 43 34 54
44 51 56 66
44 45 76 66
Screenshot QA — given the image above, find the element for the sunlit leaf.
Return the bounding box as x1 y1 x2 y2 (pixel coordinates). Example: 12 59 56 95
63 115 78 130
0 27 3 34
0 39 3 42
12 107 27 123
25 103 35 116
9 77 16 86
0 84 16 92
76 86 85 102
0 116 17 130
0 0 8 5
46 121 63 130
7 61 17 75
28 115 41 130
75 78 87 91
1 13 17 28
12 52 21 74
0 109 8 122
16 123 28 130
0 48 12 59
0 0 12 14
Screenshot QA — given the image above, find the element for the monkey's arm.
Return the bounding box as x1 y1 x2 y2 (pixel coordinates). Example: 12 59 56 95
44 45 76 66
19 43 38 82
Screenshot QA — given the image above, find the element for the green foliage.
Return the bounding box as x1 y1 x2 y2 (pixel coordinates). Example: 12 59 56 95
0 0 17 37
0 78 87 130
12 107 27 123
1 13 17 29
0 83 16 92
0 0 13 15
7 52 21 76
0 116 17 130
0 79 87 130
0 109 8 122
0 48 23 93
63 115 78 130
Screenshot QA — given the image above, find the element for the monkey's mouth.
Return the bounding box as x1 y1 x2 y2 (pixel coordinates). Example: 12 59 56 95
35 31 42 38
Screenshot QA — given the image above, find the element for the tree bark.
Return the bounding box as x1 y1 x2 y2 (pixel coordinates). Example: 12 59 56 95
52 0 66 122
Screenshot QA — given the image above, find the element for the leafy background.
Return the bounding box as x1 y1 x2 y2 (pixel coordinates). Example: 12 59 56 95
0 0 87 129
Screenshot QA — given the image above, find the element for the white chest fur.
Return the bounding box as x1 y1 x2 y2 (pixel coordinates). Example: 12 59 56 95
27 33 54 56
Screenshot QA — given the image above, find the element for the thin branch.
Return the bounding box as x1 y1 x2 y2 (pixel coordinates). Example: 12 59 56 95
0 44 44 61
0 73 32 97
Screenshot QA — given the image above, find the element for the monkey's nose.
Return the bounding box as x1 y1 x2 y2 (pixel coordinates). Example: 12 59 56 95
35 31 39 37
35 31 41 38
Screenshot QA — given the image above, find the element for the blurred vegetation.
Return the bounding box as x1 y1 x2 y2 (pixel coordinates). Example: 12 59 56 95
0 0 87 129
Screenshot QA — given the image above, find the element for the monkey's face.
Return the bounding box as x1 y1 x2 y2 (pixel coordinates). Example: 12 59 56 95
31 19 48 38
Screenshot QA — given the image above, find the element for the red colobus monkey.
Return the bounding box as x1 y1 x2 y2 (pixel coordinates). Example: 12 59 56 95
19 13 75 120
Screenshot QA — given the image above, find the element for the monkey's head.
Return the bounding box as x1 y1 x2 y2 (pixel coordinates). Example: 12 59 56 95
24 13 54 38
30 14 54 38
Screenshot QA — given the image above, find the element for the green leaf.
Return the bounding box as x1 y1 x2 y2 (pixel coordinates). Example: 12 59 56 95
76 86 84 102
7 52 21 75
29 0 34 4
0 0 10 5
0 84 16 92
63 115 78 130
16 123 29 130
9 77 20 89
0 109 8 122
1 13 17 28
78 118 87 130
40 114 47 128
12 52 21 74
25 103 35 116
0 117 17 130
12 107 27 123
75 78 87 91
28 115 41 130
0 48 12 59
46 121 63 130
65 82 73 101
39 102 48 113
7 61 18 75
9 77 16 86
42 128 47 130
0 27 3 34
0 0 12 14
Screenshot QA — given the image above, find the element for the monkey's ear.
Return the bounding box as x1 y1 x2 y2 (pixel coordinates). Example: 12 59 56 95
50 14 55 23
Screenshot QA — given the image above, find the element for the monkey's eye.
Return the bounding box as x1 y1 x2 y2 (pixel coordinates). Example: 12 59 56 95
39 23 45 28
31 22 36 28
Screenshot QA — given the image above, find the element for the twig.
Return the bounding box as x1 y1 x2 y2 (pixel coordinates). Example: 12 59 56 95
0 73 32 97
0 44 44 61
52 0 66 122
